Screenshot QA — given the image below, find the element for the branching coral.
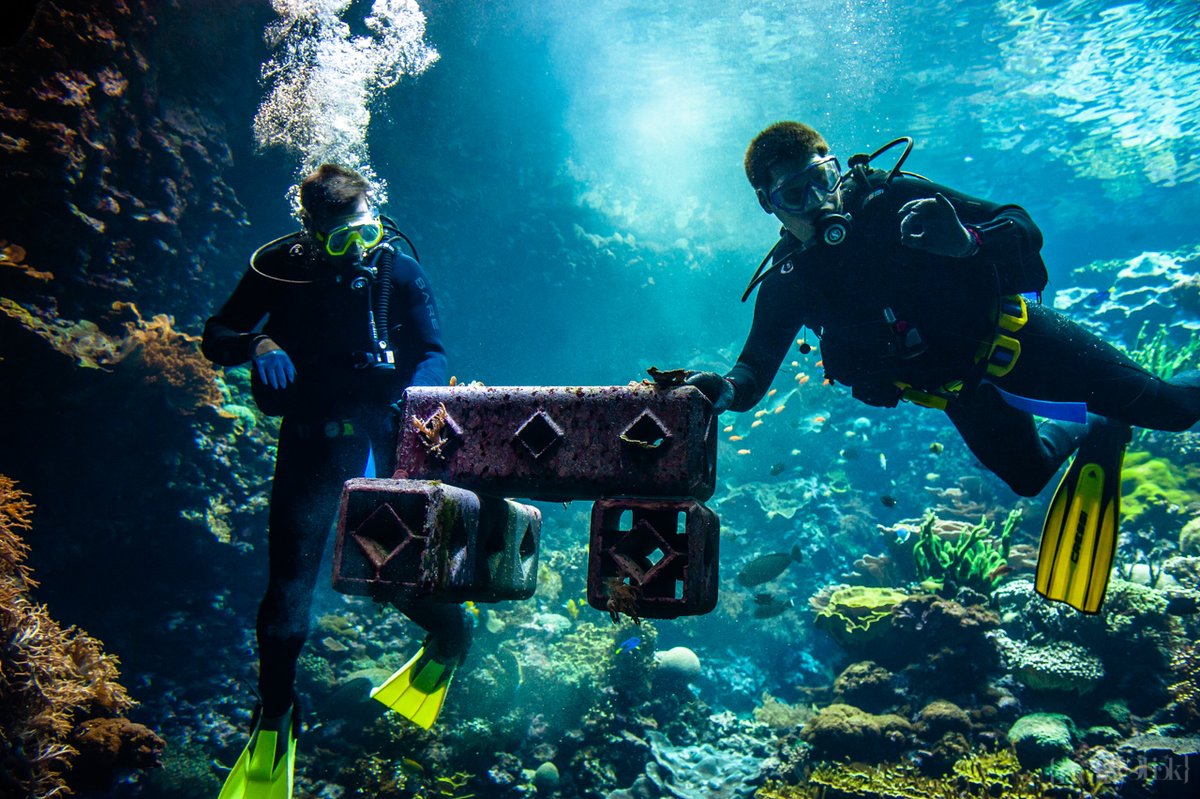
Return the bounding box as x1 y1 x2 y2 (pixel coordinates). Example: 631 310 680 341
911 511 1019 594
411 401 454 460
1128 322 1200 382
115 302 225 414
0 476 162 798
0 297 224 414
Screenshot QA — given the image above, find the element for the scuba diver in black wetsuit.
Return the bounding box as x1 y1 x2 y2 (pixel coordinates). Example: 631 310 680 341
202 164 471 799
686 121 1200 614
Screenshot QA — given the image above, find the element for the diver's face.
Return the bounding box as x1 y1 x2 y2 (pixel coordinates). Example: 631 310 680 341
761 156 842 243
308 196 374 264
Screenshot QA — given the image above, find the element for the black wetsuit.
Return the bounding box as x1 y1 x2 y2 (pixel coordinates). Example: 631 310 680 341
727 174 1200 496
202 230 469 716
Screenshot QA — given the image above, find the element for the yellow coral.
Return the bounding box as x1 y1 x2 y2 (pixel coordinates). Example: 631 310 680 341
757 748 1064 799
811 585 910 648
1121 450 1200 520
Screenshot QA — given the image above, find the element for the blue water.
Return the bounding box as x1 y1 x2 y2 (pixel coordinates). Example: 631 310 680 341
3 0 1200 797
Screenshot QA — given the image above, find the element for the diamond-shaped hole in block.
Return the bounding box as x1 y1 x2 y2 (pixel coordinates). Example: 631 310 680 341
352 503 422 569
514 410 564 459
620 409 670 450
519 522 537 560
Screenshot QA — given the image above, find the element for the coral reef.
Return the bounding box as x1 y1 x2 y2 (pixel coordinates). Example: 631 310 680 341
831 661 899 712
606 729 762 798
993 633 1106 695
810 585 910 650
799 703 913 762
1120 450 1200 523
909 511 1018 595
758 748 1061 798
1055 245 1200 344
0 476 163 797
1007 712 1078 769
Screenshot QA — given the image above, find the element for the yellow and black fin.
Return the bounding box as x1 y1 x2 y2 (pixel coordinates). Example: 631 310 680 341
1035 418 1131 614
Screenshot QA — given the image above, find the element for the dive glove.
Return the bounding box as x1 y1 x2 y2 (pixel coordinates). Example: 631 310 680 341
897 193 978 258
684 371 735 413
253 347 296 390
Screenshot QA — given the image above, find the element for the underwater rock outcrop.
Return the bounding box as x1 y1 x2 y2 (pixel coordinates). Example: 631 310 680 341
0 476 163 797
1054 245 1200 344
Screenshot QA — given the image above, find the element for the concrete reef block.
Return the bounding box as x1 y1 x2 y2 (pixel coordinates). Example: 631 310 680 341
394 385 717 501
587 498 719 619
332 478 540 603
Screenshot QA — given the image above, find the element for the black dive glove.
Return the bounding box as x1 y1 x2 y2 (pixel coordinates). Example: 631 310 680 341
897 193 979 258
685 371 735 413
852 380 902 408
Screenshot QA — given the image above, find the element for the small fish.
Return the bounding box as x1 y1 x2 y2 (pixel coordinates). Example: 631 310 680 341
774 405 786 414
737 448 752 455
751 419 763 428
737 546 803 587
723 425 734 433
797 373 810 385
401 757 426 774
616 635 641 654
879 452 888 470
752 593 795 619
769 462 785 476
767 388 777 397
730 434 744 442
1084 288 1110 308
790 360 800 367
880 494 898 508
895 526 914 545
929 441 944 454
464 600 480 619
755 409 768 418
813 415 827 424
986 564 1013 582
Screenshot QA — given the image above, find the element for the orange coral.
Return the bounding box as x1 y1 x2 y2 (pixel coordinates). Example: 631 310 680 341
0 241 54 282
116 302 225 414
0 475 161 798
0 297 226 414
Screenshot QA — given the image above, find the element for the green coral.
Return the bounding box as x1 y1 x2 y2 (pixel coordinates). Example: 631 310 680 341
1121 451 1200 520
1008 713 1078 769
812 586 909 648
757 748 1063 798
1127 322 1200 382
800 703 912 761
911 511 1019 594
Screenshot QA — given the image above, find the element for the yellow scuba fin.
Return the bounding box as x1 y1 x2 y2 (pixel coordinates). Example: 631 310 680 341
217 706 297 799
371 646 457 729
1035 418 1131 614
